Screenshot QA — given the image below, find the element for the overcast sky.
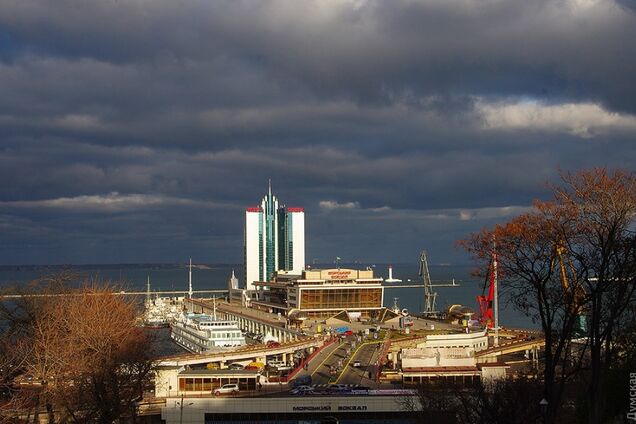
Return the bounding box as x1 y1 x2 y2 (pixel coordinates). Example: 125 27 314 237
0 0 635 266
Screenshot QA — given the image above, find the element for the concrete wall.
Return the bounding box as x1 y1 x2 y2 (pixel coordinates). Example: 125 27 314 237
162 395 417 424
481 365 508 384
417 330 488 351
290 211 305 274
245 210 261 291
155 368 180 398
401 347 476 368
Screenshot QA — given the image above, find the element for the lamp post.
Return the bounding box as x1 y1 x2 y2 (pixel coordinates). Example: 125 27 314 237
539 398 548 423
177 394 194 424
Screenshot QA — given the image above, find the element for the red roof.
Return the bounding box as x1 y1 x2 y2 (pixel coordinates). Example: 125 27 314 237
246 207 262 212
286 207 304 212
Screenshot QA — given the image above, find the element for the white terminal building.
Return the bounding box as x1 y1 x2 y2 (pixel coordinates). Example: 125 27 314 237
251 268 385 320
244 183 305 291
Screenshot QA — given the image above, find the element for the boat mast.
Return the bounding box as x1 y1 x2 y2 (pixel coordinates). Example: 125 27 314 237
146 276 151 303
188 258 193 298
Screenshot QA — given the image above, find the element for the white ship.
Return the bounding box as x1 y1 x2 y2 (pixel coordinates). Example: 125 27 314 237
170 312 246 354
143 277 182 328
144 295 182 328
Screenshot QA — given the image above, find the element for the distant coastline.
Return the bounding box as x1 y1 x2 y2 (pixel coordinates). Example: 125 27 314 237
0 262 473 271
0 263 241 271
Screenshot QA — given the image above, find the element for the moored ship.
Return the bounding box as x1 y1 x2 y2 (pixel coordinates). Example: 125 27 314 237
143 277 182 328
170 312 246 354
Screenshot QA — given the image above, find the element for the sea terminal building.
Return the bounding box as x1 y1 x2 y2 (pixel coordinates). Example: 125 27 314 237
251 268 384 319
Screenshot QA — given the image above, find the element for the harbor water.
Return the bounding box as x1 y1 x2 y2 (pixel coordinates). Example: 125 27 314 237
0 263 535 329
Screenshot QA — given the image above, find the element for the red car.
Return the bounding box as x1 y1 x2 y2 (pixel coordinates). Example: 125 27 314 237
343 330 353 336
266 341 281 348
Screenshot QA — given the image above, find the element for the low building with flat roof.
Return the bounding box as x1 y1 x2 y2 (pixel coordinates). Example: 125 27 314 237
161 394 457 424
251 268 384 320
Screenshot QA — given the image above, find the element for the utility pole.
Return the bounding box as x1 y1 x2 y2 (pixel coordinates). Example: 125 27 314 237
177 394 193 424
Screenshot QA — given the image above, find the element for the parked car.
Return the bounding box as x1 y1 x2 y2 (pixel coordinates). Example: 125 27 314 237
291 374 312 388
351 361 362 368
326 384 350 394
266 341 281 348
290 385 314 395
228 363 244 370
351 385 371 395
214 384 239 396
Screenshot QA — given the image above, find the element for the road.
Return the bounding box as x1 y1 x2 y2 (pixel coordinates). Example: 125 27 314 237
337 341 381 386
304 334 386 387
310 338 353 385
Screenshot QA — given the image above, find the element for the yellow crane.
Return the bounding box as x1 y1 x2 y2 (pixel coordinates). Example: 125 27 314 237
553 242 586 336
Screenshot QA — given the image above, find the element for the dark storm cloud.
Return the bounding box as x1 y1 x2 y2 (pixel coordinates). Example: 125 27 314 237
0 0 635 265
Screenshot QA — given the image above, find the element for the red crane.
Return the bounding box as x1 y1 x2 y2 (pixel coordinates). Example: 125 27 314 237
476 248 498 329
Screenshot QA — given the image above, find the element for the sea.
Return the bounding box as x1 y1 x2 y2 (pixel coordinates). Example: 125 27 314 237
0 263 537 331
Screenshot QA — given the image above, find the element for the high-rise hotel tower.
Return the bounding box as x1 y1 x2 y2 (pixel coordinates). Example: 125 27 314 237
244 183 305 290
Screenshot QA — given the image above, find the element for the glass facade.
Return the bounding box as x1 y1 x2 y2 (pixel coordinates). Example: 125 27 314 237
300 288 382 311
277 208 293 271
179 375 257 391
264 188 276 281
258 214 264 281
246 186 304 287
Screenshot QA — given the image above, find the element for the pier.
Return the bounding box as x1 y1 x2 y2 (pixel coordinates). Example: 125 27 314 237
186 298 301 343
0 289 227 299
0 283 455 299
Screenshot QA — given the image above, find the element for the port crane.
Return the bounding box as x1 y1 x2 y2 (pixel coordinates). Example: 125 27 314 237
476 248 497 329
419 251 459 316
420 251 438 314
552 242 586 336
476 240 500 345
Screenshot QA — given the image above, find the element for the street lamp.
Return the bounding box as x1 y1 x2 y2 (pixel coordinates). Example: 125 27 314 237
539 398 548 423
176 394 194 424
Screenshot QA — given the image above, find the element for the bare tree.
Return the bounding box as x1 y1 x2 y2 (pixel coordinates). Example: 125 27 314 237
462 168 636 424
0 275 153 423
409 378 546 424
461 202 584 423
553 169 636 423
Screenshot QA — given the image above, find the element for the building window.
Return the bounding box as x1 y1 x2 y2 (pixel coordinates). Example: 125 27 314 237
299 288 382 310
